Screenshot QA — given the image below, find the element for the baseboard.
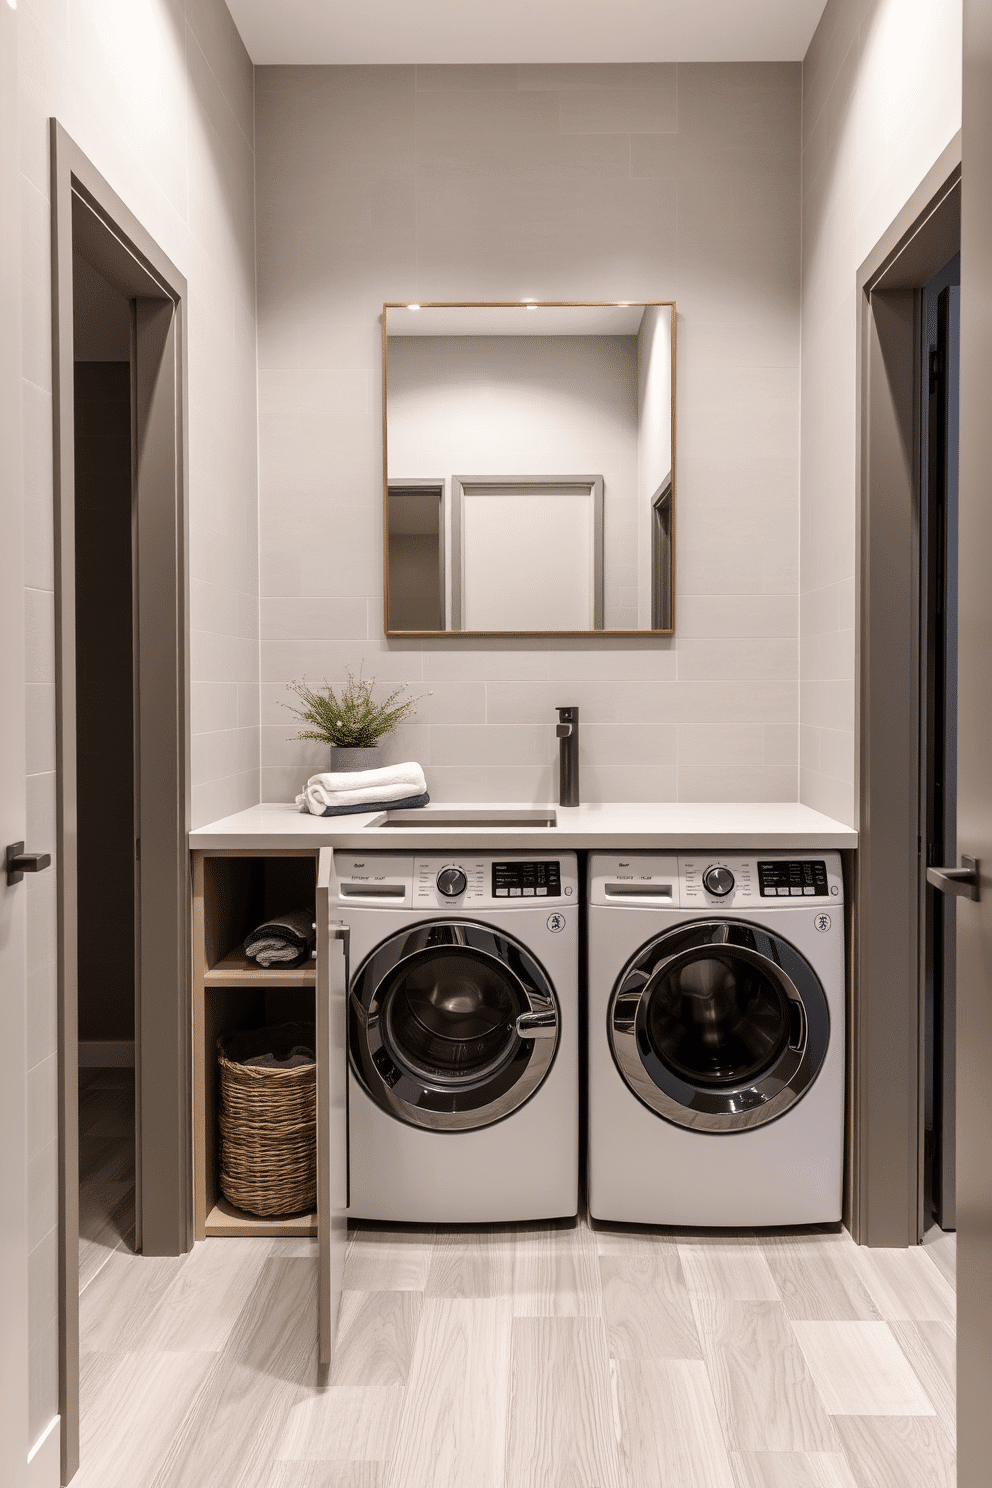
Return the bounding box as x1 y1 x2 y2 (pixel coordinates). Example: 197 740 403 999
78 1040 135 1067
27 1415 60 1488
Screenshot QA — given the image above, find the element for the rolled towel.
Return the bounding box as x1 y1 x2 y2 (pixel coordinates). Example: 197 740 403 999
244 906 316 969
297 761 427 816
311 762 426 794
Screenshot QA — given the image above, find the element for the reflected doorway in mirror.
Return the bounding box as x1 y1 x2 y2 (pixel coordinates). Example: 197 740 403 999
381 301 676 636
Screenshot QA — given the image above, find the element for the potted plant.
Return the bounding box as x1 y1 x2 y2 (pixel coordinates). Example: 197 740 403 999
284 669 425 772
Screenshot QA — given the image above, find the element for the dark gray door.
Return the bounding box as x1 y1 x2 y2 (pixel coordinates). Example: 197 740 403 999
922 269 960 1230
954 7 992 1478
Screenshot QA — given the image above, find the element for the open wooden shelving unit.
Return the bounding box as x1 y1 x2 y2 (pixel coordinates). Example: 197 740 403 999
191 848 320 1239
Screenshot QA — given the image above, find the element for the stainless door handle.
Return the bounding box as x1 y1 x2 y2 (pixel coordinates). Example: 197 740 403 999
515 1010 557 1039
927 855 981 901
5 842 52 887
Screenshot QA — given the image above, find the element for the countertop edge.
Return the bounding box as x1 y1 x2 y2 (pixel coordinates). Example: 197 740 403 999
189 804 858 853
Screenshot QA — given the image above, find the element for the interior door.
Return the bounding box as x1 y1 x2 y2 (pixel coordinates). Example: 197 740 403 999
316 848 348 1366
0 6 31 1485
955 9 992 1478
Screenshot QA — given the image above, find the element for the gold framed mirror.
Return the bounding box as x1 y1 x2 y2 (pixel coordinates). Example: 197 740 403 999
382 301 676 637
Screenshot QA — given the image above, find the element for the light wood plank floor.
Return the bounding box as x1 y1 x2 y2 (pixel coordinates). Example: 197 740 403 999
75 1098 956 1488
78 1068 135 1294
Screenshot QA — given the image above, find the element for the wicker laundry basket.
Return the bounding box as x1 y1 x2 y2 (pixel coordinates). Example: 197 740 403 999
217 1022 316 1218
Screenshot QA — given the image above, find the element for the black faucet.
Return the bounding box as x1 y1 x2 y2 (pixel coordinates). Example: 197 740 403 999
556 706 579 807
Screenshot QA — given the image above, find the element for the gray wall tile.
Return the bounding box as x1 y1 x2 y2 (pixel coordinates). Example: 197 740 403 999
255 62 804 806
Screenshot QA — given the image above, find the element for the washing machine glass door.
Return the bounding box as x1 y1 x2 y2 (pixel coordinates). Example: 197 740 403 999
350 920 560 1130
609 920 830 1131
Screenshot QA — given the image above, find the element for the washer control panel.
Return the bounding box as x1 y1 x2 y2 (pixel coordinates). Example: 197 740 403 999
757 859 830 898
333 851 578 910
492 860 562 898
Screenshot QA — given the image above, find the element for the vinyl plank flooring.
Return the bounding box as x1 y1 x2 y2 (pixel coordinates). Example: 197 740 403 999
329 1290 423 1387
266 1467 386 1488
679 1236 781 1302
830 1415 956 1488
512 1218 603 1317
276 1386 405 1463
730 1451 860 1488
614 1357 737 1488
343 1224 434 1293
692 1298 839 1452
505 1315 621 1487
600 1249 701 1360
921 1226 956 1289
78 1181 134 1294
888 1321 956 1428
791 1322 937 1417
425 1225 514 1299
853 1247 956 1324
80 1248 187 1352
78 1086 134 1187
72 1349 216 1488
138 1236 275 1353
148 1257 318 1488
760 1232 882 1322
385 1297 512 1488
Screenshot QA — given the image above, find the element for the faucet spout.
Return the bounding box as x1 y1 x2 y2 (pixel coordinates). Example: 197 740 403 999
556 706 580 807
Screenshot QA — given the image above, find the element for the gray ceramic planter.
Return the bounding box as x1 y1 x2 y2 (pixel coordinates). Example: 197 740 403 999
330 745 383 773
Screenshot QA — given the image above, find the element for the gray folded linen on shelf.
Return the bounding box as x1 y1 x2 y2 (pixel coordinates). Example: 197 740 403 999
240 1044 314 1069
243 906 315 969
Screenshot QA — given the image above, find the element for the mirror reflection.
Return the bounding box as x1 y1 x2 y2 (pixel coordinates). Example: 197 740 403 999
383 302 676 636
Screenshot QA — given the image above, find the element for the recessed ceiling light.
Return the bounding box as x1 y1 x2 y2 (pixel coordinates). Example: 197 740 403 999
407 303 420 311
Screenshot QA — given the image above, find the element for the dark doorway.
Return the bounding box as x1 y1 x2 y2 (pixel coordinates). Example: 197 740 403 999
72 256 136 1072
921 255 961 1233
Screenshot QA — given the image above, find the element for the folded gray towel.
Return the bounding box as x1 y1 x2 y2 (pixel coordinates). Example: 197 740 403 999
244 906 315 969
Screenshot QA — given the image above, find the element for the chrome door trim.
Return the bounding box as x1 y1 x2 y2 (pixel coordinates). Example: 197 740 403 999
350 919 560 1131
609 919 831 1133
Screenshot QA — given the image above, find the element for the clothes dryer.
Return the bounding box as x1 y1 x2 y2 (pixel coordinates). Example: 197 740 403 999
587 851 845 1226
334 850 579 1222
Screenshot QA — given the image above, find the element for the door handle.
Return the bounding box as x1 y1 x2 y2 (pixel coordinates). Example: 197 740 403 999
5 842 52 887
515 1009 557 1040
927 855 981 902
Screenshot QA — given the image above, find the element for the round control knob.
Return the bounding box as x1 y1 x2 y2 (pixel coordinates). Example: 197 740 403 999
703 865 735 897
436 866 468 898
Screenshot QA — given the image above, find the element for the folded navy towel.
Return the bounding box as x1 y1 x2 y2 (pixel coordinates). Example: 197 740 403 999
318 791 430 818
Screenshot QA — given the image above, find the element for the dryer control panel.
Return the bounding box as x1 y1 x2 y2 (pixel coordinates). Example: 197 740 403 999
589 852 844 907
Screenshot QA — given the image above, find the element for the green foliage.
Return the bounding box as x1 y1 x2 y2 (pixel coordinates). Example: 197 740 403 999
284 669 423 748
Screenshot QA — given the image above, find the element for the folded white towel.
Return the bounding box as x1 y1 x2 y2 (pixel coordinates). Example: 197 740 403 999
296 761 427 816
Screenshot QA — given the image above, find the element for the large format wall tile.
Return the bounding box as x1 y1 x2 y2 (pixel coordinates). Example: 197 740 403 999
798 0 962 827
255 63 803 806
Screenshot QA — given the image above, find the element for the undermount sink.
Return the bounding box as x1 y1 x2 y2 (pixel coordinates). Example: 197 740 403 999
372 808 558 828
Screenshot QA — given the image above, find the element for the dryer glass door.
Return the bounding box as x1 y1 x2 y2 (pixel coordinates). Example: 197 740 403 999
351 921 559 1131
610 921 830 1132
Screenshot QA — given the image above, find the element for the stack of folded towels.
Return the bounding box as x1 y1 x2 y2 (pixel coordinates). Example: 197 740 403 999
243 907 316 968
296 761 429 817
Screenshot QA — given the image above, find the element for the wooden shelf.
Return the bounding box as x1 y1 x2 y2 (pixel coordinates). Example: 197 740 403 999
204 947 316 987
204 1197 316 1238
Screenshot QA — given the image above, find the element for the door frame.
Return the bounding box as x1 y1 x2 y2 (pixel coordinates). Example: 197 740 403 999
852 132 961 1246
50 122 191 1481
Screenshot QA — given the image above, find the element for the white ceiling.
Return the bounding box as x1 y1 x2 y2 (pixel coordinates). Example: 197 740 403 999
227 0 830 66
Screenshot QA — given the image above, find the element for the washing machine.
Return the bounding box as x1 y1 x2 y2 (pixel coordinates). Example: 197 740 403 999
587 851 845 1227
333 850 579 1222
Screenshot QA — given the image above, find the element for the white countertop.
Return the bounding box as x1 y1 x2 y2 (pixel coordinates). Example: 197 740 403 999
189 801 857 852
